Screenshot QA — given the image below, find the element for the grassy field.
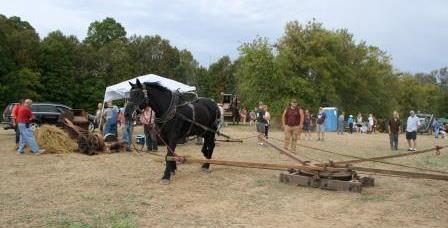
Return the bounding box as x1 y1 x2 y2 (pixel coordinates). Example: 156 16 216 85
1 125 447 228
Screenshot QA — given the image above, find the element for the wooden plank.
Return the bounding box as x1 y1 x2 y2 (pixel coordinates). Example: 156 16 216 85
166 156 348 172
260 137 311 165
270 136 447 174
321 146 444 166
352 166 448 181
279 172 362 193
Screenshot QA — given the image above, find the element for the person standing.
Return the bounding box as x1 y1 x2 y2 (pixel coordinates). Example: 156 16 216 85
122 102 136 152
17 99 45 155
217 103 225 129
337 112 345 135
356 113 363 133
263 105 271 139
140 106 158 152
368 113 374 133
11 100 24 149
433 118 442 139
117 108 125 129
303 109 313 140
372 114 377 133
347 115 354 134
103 102 118 136
406 110 420 152
94 103 103 131
256 102 267 146
316 107 326 141
282 99 304 151
240 106 248 125
388 111 401 151
249 108 256 126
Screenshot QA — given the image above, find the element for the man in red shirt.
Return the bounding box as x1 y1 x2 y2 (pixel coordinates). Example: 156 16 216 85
282 99 304 152
17 99 44 155
11 100 23 149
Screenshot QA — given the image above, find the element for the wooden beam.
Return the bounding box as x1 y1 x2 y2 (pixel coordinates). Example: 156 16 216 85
322 146 444 166
352 166 448 181
166 156 347 172
260 137 311 165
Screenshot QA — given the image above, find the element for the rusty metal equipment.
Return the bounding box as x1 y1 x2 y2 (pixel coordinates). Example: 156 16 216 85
259 137 370 192
62 118 104 155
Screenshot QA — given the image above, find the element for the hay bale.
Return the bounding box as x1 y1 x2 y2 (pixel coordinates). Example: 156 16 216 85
34 125 77 154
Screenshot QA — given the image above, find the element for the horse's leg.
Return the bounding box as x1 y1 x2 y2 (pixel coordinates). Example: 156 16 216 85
161 137 178 184
201 132 216 172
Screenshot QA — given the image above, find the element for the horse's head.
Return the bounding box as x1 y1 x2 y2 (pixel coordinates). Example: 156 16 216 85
128 79 149 113
128 79 172 117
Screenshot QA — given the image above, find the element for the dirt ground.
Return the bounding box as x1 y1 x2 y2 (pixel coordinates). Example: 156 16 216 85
1 125 448 228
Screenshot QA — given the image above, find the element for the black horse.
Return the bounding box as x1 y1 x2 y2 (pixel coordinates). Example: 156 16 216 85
128 79 221 184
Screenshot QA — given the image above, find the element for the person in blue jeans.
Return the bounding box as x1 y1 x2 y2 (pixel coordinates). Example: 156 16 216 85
17 99 45 155
103 102 118 136
337 112 345 134
122 102 135 152
433 118 442 138
347 115 354 134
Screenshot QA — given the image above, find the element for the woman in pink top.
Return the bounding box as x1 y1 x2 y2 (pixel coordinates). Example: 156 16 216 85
140 106 158 152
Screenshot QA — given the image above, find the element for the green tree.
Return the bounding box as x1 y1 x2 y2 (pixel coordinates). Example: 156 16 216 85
84 17 127 47
235 37 278 110
38 30 79 106
0 15 40 109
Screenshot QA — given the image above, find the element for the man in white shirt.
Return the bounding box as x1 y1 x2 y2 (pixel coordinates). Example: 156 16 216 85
368 113 374 133
406 110 420 152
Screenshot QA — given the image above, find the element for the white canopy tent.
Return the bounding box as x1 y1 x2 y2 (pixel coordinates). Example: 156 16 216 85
103 74 196 102
99 74 196 133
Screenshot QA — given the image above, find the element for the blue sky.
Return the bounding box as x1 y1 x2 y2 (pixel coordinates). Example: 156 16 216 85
1 0 447 73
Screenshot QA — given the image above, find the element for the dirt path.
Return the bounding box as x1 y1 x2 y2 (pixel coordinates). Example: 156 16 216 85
1 126 447 227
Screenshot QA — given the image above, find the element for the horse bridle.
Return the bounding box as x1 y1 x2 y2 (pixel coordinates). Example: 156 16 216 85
130 84 179 123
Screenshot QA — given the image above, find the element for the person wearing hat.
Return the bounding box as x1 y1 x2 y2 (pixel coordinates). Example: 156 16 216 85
347 114 354 134
282 99 304 151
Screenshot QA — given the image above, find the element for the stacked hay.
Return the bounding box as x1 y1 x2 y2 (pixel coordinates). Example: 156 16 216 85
34 125 77 154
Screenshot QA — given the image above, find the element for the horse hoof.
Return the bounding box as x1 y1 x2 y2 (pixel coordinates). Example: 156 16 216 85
159 179 170 185
201 167 211 173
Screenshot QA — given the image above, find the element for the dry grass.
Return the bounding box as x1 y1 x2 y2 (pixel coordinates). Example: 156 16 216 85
34 125 77 154
1 125 448 228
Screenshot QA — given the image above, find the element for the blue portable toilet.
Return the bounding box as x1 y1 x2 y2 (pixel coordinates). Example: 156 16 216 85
322 107 338 132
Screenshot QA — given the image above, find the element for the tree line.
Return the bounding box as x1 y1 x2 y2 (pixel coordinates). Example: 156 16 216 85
1 15 447 118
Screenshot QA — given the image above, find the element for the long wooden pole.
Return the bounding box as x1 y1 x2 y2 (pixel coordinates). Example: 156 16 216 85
166 156 347 172
166 157 448 181
352 166 448 181
320 146 445 166
260 137 310 165
269 136 446 172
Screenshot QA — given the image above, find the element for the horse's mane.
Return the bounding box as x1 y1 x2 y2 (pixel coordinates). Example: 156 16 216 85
145 81 169 92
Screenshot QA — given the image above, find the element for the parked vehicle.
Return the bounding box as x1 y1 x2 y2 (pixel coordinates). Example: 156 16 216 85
220 92 240 122
2 102 95 131
2 103 19 130
416 113 434 134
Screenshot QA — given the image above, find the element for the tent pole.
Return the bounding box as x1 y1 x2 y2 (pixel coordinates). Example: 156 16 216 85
99 101 105 134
